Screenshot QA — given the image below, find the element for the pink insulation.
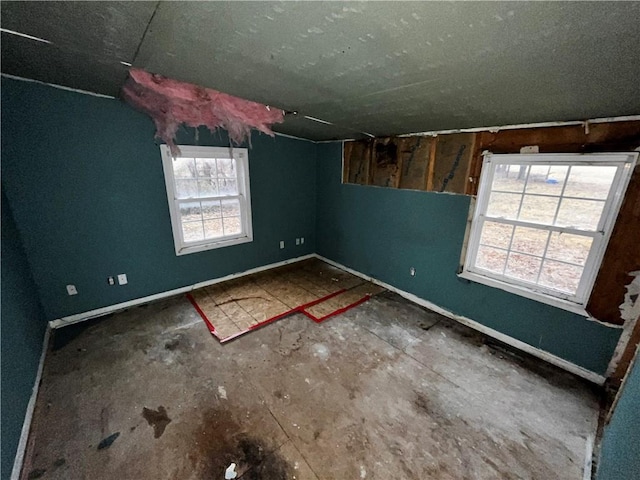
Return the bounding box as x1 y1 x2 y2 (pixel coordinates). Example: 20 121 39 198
121 68 285 156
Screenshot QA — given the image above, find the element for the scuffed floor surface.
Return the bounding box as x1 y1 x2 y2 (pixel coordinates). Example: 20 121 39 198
23 291 598 479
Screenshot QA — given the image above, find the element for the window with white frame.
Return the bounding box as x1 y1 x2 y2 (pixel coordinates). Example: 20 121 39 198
160 145 253 255
460 152 637 313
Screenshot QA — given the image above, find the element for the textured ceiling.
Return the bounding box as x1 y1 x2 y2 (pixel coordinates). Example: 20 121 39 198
2 1 639 141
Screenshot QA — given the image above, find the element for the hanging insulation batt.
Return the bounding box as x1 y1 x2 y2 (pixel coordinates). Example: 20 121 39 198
121 68 285 156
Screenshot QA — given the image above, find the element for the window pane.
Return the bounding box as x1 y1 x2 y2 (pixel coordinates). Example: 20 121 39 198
511 227 549 256
217 158 236 178
219 179 238 196
175 179 198 199
221 199 241 218
476 246 507 274
555 198 604 230
524 165 568 195
195 158 217 177
223 217 242 236
539 260 582 294
564 166 616 200
517 195 558 224
491 164 527 192
204 219 223 239
487 192 521 218
479 221 513 249
182 221 204 242
198 179 218 197
179 202 202 223
172 158 196 178
546 233 592 266
201 200 222 219
505 253 541 283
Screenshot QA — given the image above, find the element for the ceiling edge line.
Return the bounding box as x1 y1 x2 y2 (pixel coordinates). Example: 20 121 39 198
0 28 51 44
1 74 324 143
399 115 640 138
1 73 116 99
272 131 317 143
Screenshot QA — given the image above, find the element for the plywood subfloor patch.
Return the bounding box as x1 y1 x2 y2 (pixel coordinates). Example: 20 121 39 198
302 283 386 322
188 259 384 342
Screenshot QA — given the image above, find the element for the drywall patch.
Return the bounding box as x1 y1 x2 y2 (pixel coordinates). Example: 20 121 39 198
121 68 284 155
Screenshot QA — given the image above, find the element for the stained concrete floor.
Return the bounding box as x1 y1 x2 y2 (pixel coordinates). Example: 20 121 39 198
23 290 599 480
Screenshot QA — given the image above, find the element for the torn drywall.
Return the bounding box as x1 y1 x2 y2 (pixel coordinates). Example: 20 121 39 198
121 68 284 155
620 271 640 322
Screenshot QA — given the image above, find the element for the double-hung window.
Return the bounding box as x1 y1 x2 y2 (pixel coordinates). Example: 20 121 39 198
160 145 253 255
460 152 637 313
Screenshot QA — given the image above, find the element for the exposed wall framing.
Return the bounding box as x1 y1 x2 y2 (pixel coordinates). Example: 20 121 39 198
342 120 640 327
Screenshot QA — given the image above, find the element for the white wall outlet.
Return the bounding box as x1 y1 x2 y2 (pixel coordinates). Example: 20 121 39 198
66 284 78 295
410 267 416 277
279 241 285 249
107 276 115 285
117 274 128 285
296 238 300 245
301 237 305 244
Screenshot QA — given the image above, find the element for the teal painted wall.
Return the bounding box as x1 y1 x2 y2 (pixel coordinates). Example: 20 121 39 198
1 190 47 478
0 77 622 381
597 355 640 480
315 142 620 375
1 78 317 320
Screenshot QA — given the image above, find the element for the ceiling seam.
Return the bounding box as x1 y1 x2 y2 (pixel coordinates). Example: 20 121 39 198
131 0 161 66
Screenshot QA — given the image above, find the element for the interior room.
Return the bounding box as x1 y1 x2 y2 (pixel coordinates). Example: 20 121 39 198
1 2 639 479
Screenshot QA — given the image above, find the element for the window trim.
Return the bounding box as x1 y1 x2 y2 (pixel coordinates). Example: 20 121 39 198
160 145 253 256
459 152 638 315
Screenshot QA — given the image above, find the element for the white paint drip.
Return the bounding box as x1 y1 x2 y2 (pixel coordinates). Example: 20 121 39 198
218 386 228 400
312 343 330 360
225 463 238 479
360 465 367 478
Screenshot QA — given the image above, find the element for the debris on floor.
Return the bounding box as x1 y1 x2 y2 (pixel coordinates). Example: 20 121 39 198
21 277 598 479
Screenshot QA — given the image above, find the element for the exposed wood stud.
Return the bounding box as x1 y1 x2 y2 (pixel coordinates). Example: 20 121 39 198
426 136 438 191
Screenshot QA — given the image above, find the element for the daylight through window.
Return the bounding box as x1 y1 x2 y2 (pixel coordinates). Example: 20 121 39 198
160 145 253 255
460 152 637 312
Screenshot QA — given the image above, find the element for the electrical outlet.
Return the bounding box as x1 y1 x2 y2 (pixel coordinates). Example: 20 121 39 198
301 237 305 244
279 241 285 249
117 274 128 285
296 238 300 245
107 276 115 285
66 284 78 295
410 267 416 277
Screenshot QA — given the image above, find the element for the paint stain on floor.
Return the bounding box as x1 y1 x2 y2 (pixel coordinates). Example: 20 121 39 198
142 406 172 439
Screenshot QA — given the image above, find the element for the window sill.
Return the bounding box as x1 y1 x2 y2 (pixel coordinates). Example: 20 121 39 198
457 270 589 316
176 235 253 256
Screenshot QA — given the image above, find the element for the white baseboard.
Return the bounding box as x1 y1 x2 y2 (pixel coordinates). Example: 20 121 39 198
11 325 51 480
47 250 604 385
49 254 315 329
315 254 606 386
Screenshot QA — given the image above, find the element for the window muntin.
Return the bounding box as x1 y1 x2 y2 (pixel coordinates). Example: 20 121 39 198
461 153 637 312
160 146 252 255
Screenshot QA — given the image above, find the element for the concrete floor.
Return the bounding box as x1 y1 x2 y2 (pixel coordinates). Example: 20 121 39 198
23 290 599 479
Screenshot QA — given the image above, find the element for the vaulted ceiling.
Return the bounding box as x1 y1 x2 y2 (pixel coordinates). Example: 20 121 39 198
2 1 639 141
